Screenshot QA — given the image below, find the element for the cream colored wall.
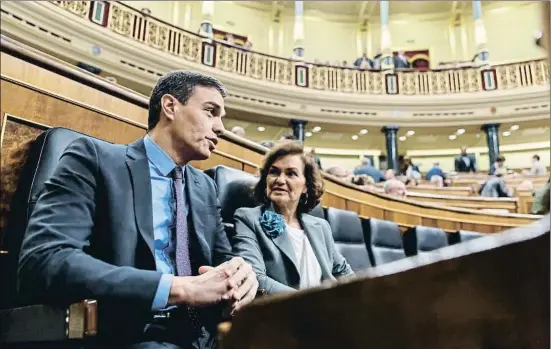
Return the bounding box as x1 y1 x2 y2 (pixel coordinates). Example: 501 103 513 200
369 18 455 65
464 2 547 63
317 155 362 172
120 1 546 64
211 2 272 53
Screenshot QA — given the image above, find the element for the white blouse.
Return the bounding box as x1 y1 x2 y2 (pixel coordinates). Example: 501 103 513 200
286 224 322 289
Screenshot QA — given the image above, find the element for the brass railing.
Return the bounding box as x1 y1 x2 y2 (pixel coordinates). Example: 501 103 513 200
52 1 549 95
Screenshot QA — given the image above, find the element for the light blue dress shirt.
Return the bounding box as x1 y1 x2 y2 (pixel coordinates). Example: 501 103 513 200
144 135 189 311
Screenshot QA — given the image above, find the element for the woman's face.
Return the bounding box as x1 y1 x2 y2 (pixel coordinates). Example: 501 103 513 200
266 154 307 211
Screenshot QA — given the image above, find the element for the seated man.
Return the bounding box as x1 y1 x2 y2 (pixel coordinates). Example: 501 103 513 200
426 161 446 181
384 179 407 198
480 168 512 198
230 125 246 138
489 154 507 176
353 158 384 183
526 155 547 176
18 71 258 349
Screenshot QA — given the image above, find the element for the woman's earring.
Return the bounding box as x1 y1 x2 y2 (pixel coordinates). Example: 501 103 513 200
302 192 309 204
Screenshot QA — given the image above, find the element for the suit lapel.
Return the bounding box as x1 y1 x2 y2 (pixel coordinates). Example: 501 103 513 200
270 228 300 284
302 215 333 279
185 166 211 262
126 138 155 258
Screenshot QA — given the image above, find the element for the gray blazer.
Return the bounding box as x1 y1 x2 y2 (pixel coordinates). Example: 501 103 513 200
233 206 354 295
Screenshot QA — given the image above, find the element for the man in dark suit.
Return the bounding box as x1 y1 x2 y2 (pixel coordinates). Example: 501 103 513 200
455 146 477 173
18 71 258 348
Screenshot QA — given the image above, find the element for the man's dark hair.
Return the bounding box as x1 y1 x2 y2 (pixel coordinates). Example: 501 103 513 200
496 154 506 163
533 154 540 161
254 142 324 213
148 70 227 131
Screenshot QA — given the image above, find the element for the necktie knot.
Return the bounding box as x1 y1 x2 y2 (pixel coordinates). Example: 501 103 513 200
171 166 183 180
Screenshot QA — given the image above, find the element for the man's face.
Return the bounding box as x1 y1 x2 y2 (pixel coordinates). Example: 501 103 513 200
460 147 468 155
169 86 226 161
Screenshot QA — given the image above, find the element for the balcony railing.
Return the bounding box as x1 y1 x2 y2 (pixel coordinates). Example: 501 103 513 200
52 1 549 96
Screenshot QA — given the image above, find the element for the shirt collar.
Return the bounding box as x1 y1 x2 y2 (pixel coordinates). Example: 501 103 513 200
143 134 185 177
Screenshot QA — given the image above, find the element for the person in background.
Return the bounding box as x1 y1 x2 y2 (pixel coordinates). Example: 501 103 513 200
430 175 444 188
259 140 275 149
279 134 296 143
309 148 322 170
326 166 352 181
232 142 354 295
400 156 421 180
526 155 547 176
384 169 396 181
531 178 550 214
489 154 506 176
393 51 410 69
455 146 476 173
353 53 373 69
353 158 385 183
224 33 235 45
480 168 512 198
384 179 407 198
372 53 382 70
230 126 246 138
426 161 446 181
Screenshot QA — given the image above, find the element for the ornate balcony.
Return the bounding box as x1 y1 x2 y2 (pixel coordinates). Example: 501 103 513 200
1 1 549 126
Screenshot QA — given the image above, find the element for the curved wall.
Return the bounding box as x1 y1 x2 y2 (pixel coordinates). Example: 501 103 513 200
122 1 547 65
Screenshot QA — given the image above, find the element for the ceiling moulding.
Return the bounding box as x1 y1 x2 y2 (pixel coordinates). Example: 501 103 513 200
3 1 548 128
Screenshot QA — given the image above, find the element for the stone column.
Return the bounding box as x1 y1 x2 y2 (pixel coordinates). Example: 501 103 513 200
199 1 214 38
482 124 500 169
379 0 394 71
293 1 305 59
290 120 308 142
381 126 399 171
472 0 490 67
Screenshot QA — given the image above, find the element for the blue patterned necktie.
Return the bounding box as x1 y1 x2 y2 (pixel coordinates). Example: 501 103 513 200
171 166 192 277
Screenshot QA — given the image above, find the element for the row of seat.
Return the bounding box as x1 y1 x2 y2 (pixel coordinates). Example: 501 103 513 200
1 128 486 312
205 165 486 271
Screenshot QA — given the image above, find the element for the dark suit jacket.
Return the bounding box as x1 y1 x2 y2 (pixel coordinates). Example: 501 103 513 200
455 154 477 173
18 137 233 344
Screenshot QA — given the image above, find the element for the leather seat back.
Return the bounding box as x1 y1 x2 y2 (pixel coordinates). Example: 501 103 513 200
2 128 103 308
204 165 259 223
325 208 372 271
403 226 448 257
364 218 406 266
308 203 325 220
449 230 485 244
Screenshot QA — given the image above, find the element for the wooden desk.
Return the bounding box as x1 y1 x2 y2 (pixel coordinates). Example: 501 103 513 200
220 217 550 349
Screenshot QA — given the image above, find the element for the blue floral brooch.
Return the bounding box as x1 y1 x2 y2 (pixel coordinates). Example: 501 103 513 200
260 210 285 238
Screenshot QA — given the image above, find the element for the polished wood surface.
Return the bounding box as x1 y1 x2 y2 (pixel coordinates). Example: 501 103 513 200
220 217 550 349
406 191 519 213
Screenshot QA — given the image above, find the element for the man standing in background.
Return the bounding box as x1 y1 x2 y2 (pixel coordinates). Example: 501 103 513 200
455 146 476 173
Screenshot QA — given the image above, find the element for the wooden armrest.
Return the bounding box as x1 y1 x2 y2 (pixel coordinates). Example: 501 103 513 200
0 299 97 343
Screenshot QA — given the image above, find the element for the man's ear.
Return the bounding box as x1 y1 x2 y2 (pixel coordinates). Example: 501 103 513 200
160 94 176 122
